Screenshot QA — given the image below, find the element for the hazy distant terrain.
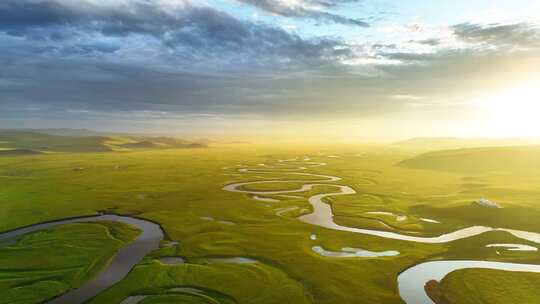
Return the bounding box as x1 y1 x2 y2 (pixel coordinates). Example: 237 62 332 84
397 146 540 173
0 130 207 154
392 137 540 152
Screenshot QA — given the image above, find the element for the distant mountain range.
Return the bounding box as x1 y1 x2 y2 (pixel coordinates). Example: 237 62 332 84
0 129 207 155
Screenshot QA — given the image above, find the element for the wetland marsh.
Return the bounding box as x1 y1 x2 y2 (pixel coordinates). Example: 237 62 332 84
1 141 540 304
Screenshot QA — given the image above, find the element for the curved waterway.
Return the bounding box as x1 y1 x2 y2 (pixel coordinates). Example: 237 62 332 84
224 159 540 245
0 214 164 304
398 260 540 304
223 157 540 304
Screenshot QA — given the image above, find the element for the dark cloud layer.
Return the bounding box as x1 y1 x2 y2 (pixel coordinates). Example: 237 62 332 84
236 0 369 27
0 0 358 124
0 0 352 70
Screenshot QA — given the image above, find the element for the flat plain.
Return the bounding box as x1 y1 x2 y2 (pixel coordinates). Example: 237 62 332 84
1 134 540 304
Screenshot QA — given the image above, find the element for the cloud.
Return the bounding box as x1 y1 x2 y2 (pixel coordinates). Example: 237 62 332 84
415 38 442 46
304 0 360 8
452 22 540 49
392 95 425 101
1 1 539 135
235 0 369 27
0 0 365 124
160 6 352 70
0 0 175 36
0 0 352 72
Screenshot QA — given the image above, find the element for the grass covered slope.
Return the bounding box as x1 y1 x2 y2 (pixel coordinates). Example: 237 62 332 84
0 221 140 304
89 261 313 304
427 268 540 304
397 146 540 174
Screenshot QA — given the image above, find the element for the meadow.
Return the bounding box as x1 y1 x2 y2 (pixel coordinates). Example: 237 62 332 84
0 222 140 304
1 136 540 304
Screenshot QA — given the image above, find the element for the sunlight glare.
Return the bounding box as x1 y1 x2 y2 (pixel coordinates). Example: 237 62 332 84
475 80 540 137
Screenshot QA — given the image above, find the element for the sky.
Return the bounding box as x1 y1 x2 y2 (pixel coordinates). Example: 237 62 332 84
1 0 539 141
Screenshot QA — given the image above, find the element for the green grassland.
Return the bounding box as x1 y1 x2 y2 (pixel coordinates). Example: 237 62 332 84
1 142 540 303
0 221 140 304
428 268 540 304
326 147 540 234
89 260 313 304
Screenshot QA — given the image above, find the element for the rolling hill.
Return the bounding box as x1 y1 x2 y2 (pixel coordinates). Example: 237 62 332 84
0 130 207 155
397 146 540 173
392 137 540 151
0 149 44 156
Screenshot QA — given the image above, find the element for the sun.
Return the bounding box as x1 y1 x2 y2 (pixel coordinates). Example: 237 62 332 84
474 80 540 137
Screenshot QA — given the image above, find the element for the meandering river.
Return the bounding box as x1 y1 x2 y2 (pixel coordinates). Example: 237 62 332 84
2 157 539 304
0 214 164 304
398 261 540 304
223 157 540 304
